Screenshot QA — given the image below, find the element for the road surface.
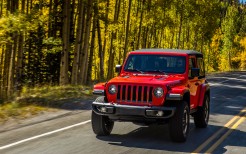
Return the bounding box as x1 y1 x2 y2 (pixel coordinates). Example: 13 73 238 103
0 72 245 154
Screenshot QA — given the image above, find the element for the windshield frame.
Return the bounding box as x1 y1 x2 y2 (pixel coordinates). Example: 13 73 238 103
123 54 187 74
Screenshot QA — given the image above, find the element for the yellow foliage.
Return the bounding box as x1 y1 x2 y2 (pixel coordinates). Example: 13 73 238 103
211 29 222 49
208 28 222 72
240 52 246 70
219 55 230 71
240 37 246 48
236 37 246 70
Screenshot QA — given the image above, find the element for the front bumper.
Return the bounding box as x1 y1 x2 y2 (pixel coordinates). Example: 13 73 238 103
92 100 176 119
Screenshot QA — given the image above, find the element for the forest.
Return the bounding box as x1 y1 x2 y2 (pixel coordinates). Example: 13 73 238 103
0 0 246 100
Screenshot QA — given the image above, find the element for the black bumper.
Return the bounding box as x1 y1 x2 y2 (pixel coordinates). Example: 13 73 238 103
92 101 176 120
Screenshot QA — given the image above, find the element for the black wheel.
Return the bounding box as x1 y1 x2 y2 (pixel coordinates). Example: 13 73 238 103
169 101 190 142
194 95 210 128
91 111 114 136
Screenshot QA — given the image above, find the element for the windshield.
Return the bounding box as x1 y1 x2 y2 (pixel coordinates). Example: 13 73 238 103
124 54 186 74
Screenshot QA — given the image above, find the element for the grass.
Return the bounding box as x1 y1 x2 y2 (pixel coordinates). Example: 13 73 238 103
0 85 93 123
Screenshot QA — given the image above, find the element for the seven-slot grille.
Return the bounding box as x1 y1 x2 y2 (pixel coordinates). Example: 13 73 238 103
117 85 153 103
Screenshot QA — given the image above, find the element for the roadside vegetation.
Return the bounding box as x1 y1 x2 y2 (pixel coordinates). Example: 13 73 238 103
1 1 246 101
0 85 92 123
0 0 246 122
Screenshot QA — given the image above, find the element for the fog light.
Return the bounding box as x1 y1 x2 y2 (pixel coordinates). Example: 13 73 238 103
97 106 107 113
146 110 164 117
156 111 164 117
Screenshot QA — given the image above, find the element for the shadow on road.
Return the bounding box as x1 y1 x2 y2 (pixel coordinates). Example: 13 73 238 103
96 122 246 153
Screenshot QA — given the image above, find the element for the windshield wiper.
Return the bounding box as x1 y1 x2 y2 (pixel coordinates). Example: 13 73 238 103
149 70 167 75
125 69 145 74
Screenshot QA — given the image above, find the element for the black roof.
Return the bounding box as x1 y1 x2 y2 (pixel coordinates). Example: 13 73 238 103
132 48 203 56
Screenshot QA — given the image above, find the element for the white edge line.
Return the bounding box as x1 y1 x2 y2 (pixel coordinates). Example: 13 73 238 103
0 120 91 150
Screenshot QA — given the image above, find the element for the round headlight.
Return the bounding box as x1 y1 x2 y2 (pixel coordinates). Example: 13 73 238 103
154 87 164 98
108 85 117 94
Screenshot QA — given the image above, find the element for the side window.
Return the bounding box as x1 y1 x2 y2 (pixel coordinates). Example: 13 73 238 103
197 57 205 77
188 58 196 77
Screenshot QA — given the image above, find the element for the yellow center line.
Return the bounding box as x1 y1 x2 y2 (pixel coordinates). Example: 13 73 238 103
206 115 245 153
192 107 246 153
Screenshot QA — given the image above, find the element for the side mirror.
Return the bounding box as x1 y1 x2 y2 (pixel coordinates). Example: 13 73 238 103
191 68 200 77
115 65 122 73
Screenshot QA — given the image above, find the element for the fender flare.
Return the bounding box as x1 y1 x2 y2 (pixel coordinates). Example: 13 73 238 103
198 83 210 107
166 87 190 101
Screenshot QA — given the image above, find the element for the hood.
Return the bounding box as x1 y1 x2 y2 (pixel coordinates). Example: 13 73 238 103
108 74 185 86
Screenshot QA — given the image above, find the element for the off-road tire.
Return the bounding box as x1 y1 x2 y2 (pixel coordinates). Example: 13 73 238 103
169 101 190 142
194 95 210 128
91 111 114 136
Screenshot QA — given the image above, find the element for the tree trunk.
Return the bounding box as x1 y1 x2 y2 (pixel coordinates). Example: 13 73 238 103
96 19 104 79
79 0 93 84
159 30 163 47
48 0 53 37
3 43 11 99
182 24 185 49
70 0 76 43
26 0 29 14
7 34 17 97
137 0 144 49
123 0 132 60
228 50 231 69
186 23 190 49
107 0 121 79
16 33 24 92
87 13 96 84
107 32 115 79
170 29 175 49
16 0 25 93
193 29 198 50
4 0 18 98
21 0 25 12
71 0 84 84
0 0 3 17
101 0 109 79
0 45 5 99
94 0 104 80
143 27 148 48
77 4 87 84
154 29 158 47
177 0 184 49
59 0 71 85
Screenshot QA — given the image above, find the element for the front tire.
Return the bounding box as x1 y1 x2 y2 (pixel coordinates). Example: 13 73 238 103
194 95 210 128
169 101 190 142
91 111 114 136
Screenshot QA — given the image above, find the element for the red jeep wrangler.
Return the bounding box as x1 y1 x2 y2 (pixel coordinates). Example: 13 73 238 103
91 49 210 142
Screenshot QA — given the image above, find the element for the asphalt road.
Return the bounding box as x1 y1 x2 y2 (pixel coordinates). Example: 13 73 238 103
0 72 246 154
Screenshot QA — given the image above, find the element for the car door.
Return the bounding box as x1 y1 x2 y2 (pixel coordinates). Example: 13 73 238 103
196 56 206 104
188 56 201 109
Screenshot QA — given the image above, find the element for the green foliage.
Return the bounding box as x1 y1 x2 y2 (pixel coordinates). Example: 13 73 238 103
0 14 28 43
43 37 62 53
